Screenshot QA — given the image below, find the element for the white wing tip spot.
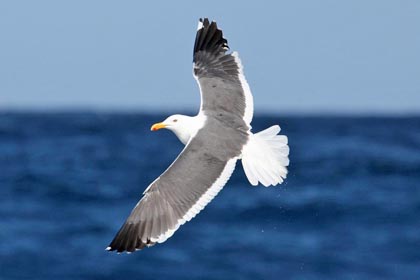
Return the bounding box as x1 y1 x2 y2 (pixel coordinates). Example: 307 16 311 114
197 20 203 30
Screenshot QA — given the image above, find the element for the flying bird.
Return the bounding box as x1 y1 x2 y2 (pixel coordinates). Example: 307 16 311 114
107 18 290 253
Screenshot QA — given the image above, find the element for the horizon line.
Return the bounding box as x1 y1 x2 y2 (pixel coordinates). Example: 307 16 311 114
1 106 419 118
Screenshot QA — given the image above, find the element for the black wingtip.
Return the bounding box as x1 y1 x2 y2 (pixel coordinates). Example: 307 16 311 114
198 17 210 27
106 222 156 253
194 18 229 61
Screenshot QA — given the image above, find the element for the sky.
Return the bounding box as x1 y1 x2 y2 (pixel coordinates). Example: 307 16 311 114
0 0 419 114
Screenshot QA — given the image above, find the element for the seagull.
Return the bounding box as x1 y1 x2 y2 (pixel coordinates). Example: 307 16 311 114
107 18 290 253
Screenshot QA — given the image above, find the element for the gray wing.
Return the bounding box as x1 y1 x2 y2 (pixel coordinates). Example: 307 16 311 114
193 18 254 126
107 118 247 252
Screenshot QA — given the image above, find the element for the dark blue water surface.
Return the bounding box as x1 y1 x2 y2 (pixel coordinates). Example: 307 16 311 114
0 112 419 279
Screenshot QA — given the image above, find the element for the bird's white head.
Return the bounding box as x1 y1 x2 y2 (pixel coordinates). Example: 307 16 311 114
151 114 205 145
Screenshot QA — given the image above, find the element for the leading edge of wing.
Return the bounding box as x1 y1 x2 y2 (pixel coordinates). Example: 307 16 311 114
106 125 241 252
192 18 254 126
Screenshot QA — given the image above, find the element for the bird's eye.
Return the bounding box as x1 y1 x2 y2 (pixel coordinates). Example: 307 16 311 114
173 119 178 122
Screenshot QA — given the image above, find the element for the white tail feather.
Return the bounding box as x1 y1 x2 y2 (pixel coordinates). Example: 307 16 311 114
241 125 290 187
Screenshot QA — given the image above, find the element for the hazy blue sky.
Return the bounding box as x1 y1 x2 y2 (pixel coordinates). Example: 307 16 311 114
1 1 419 114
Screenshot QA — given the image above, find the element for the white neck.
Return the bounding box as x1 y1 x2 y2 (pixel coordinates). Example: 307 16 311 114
167 114 206 145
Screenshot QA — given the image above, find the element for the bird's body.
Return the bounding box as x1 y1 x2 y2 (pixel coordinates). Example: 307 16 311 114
107 18 290 253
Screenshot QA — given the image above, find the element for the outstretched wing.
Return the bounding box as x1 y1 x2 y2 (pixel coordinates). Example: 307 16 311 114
107 117 246 252
193 18 254 126
107 18 251 253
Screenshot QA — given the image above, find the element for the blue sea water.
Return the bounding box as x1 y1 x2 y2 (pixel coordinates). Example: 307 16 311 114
0 112 419 280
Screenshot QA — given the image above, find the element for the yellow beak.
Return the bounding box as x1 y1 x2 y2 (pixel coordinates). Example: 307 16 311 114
151 122 166 131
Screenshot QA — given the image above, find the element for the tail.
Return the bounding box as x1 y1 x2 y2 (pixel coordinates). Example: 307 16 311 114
241 125 290 187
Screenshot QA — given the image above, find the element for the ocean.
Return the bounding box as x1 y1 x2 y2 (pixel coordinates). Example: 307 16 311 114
0 112 419 279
